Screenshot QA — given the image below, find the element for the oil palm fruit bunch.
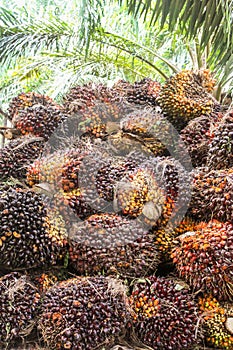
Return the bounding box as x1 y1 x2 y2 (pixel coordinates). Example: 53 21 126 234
0 187 68 269
180 111 222 167
69 213 161 277
172 220 233 301
114 163 165 225
199 294 233 349
8 91 60 120
63 82 119 114
38 276 131 350
130 276 199 349
153 217 197 261
207 111 233 170
0 136 44 181
119 108 175 157
157 69 217 130
12 103 67 141
112 78 160 107
189 167 233 222
0 272 41 347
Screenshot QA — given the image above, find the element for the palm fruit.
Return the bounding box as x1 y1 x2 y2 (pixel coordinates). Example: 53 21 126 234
199 294 233 349
157 70 216 130
0 136 44 181
189 167 233 222
119 108 174 157
180 111 222 167
113 78 161 106
172 220 233 301
63 82 119 114
12 104 67 140
114 163 165 225
207 111 233 170
8 91 60 120
69 213 161 277
0 272 40 347
31 268 71 294
0 187 68 269
153 217 197 260
130 276 199 349
38 276 131 350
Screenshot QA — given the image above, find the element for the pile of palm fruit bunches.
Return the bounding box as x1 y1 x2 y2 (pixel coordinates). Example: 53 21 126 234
0 69 233 350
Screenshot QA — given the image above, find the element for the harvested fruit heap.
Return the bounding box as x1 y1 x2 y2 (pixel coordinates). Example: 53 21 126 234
0 187 68 269
0 272 40 347
38 276 131 350
199 294 233 349
1 69 233 349
69 213 161 277
129 276 199 349
172 220 233 301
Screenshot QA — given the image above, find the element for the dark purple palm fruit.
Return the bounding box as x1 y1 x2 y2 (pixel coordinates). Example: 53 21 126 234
0 187 68 269
69 213 161 277
8 91 60 121
189 167 233 222
130 276 200 349
0 136 44 181
0 272 41 347
207 111 233 170
38 276 131 350
12 104 67 141
180 111 222 167
172 220 233 301
112 78 160 107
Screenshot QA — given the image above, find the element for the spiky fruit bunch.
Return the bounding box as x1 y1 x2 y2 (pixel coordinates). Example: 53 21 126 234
119 108 175 156
12 104 67 141
153 217 197 260
157 70 216 129
130 276 199 349
172 220 233 301
8 91 59 120
180 112 222 167
113 78 160 106
114 164 165 225
38 276 131 350
190 167 233 222
0 272 40 347
0 136 44 181
0 187 68 269
199 294 233 349
63 82 119 114
207 111 233 170
69 213 161 277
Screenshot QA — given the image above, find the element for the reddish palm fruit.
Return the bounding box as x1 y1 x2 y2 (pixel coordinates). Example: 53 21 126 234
0 272 41 347
172 220 233 301
157 70 217 130
0 136 44 181
207 111 233 170
12 104 67 141
130 276 200 349
0 187 68 269
69 213 161 277
199 294 233 349
113 78 161 107
63 82 119 114
180 111 222 167
189 167 233 222
153 217 197 260
38 276 131 350
8 91 60 120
